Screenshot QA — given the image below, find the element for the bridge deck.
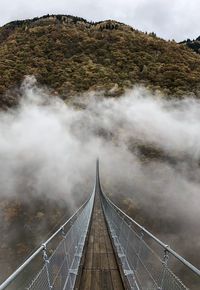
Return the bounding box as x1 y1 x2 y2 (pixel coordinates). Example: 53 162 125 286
77 193 124 290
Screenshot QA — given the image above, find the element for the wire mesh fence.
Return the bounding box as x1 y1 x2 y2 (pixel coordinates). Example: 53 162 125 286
0 190 95 290
26 191 94 290
100 191 200 290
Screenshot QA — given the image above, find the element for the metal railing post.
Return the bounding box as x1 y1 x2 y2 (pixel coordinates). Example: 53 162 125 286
42 245 52 290
124 223 131 255
61 226 70 268
158 249 169 290
135 230 144 272
119 216 125 242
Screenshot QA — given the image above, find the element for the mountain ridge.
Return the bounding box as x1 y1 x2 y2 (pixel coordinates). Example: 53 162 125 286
180 36 200 54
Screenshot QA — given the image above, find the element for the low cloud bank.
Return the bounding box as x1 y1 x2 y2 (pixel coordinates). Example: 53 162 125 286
0 76 200 268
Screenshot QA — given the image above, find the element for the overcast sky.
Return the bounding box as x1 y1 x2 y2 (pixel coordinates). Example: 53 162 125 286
0 0 199 41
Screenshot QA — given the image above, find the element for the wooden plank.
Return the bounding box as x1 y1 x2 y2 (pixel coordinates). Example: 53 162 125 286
111 270 125 290
92 252 101 269
80 270 92 290
91 270 101 290
84 251 93 269
100 253 109 270
105 234 113 253
107 253 118 270
99 233 106 254
100 270 114 290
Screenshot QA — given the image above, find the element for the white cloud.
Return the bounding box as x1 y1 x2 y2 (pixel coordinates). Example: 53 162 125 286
2 77 200 229
0 0 199 41
1 76 200 267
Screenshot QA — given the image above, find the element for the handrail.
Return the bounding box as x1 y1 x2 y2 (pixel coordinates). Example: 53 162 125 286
101 190 200 278
0 193 92 290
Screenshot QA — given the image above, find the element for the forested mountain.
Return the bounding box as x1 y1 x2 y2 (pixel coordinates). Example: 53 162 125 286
1 14 200 108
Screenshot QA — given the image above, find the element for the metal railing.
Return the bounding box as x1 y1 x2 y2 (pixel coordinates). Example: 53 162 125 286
0 189 95 290
100 190 200 290
1 159 200 290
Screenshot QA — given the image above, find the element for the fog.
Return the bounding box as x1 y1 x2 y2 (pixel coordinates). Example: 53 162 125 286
0 76 200 272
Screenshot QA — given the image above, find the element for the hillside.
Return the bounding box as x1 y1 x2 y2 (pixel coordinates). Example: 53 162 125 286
1 14 200 107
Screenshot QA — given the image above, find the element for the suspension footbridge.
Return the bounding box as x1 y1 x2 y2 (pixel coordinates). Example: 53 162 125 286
0 161 199 290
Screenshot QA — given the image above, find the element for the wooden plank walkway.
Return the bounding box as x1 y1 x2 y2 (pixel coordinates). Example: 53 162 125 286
77 192 124 290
